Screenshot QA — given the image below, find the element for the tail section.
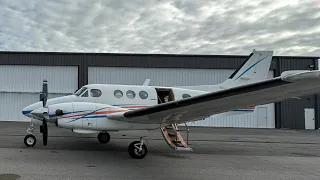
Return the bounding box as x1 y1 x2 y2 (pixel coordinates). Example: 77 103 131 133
178 49 273 92
220 49 273 88
176 49 273 117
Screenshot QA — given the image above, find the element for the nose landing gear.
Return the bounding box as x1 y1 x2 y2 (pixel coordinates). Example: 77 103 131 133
24 122 36 147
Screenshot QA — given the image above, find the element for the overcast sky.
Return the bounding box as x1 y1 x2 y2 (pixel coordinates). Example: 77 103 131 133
0 0 319 56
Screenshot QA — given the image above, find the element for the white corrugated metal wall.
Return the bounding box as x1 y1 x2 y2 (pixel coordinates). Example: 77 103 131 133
89 67 233 86
88 67 275 128
0 65 78 121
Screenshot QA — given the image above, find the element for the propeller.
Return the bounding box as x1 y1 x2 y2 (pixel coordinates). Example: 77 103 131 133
40 80 48 107
40 79 48 146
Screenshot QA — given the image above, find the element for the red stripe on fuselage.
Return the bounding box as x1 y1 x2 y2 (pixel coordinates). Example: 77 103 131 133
62 113 87 118
61 109 127 119
92 110 127 115
242 106 255 109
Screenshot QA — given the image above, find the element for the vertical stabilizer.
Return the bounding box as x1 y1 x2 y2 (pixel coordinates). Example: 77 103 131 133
220 50 273 88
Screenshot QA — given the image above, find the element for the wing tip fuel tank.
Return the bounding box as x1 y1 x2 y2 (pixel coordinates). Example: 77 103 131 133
281 70 320 82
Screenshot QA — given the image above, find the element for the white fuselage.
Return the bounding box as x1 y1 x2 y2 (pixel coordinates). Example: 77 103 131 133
22 83 252 132
22 84 209 131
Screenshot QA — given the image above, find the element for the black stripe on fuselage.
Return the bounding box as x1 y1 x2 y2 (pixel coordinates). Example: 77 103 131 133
123 77 290 118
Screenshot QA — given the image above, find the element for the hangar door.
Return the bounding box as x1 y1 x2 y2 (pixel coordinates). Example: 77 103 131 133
0 65 78 121
88 67 275 128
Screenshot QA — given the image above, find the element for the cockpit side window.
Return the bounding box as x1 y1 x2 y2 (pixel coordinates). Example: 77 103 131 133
90 89 102 97
81 90 88 97
74 87 87 96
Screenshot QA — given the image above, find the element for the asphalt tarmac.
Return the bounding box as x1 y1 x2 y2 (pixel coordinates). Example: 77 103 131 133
0 122 320 180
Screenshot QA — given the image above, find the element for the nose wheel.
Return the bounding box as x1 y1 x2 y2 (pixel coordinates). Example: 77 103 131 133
24 134 36 147
128 137 148 159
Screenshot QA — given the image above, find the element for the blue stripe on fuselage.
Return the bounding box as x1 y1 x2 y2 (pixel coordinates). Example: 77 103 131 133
67 107 108 123
234 55 269 81
48 110 91 118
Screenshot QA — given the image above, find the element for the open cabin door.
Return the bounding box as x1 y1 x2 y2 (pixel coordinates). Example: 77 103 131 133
155 88 175 104
155 88 192 151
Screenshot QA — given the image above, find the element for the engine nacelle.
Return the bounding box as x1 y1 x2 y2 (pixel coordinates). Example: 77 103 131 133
48 102 110 130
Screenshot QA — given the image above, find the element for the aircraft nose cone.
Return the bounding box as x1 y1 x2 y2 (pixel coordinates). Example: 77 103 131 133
22 106 33 116
22 101 44 118
22 109 32 115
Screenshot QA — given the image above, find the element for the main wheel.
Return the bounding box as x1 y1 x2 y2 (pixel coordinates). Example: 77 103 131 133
128 141 148 159
98 132 110 144
24 134 36 147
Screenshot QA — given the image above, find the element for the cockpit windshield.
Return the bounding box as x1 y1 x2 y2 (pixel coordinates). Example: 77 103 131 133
74 87 87 96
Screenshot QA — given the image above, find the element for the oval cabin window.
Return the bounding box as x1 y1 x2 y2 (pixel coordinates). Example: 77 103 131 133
139 91 148 99
126 90 136 99
114 90 123 98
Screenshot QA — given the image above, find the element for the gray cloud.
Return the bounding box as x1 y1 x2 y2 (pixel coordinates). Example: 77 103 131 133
0 0 319 56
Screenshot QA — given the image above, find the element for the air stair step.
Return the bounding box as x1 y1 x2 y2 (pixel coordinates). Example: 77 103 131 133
175 147 193 151
160 123 191 151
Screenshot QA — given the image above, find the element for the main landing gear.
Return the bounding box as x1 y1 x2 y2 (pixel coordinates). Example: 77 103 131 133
98 132 110 144
24 122 36 147
128 137 148 159
97 131 149 159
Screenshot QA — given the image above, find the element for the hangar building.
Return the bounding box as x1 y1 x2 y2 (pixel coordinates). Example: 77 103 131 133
0 51 319 130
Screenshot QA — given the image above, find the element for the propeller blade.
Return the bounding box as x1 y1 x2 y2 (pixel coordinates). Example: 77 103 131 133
43 114 49 120
39 79 49 146
42 120 48 146
42 79 48 107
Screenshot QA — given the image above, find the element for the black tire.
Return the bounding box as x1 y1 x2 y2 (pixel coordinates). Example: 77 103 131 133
40 125 43 133
128 141 148 159
24 134 36 147
98 132 110 144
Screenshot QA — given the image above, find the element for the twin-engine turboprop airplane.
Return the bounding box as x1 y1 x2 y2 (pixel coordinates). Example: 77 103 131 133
21 50 320 159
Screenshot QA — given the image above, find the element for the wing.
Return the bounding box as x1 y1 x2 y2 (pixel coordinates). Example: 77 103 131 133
108 70 320 125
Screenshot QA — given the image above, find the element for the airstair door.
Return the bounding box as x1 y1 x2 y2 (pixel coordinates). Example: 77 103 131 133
160 124 192 151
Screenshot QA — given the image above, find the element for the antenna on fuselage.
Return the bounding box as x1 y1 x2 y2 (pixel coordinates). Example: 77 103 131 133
143 79 151 86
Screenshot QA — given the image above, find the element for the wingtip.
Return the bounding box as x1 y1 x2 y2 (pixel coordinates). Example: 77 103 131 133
281 70 320 82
